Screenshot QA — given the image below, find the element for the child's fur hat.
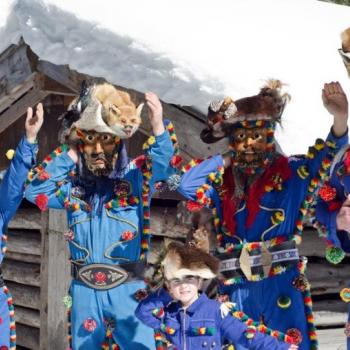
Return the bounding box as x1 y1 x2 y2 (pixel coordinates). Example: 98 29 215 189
200 79 290 143
161 242 219 280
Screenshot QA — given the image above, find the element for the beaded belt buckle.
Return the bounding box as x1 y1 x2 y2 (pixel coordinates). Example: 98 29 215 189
76 264 129 290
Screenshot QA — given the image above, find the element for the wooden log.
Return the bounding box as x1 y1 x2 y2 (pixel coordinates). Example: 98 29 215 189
8 208 42 230
6 228 41 257
307 262 349 295
5 281 40 310
15 305 40 328
318 327 346 350
2 259 40 287
16 323 40 349
314 311 347 327
313 299 348 313
5 251 41 264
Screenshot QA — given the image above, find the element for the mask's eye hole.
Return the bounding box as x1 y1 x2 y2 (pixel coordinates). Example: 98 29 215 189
253 132 262 140
85 134 96 143
236 133 245 140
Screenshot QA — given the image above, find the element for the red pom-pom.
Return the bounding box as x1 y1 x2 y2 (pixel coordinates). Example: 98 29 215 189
170 155 183 168
133 155 146 168
186 200 203 212
344 150 350 173
319 183 336 202
328 200 342 212
35 193 49 211
286 328 303 345
38 170 50 181
83 318 97 332
121 230 134 241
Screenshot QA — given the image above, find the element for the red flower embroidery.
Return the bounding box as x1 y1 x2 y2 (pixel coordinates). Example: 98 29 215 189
35 193 49 211
83 318 97 332
319 183 336 202
121 231 134 241
94 271 107 284
344 150 350 174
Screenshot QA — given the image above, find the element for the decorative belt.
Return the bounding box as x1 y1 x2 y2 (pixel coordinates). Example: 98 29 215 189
217 240 299 282
0 267 4 288
71 262 146 290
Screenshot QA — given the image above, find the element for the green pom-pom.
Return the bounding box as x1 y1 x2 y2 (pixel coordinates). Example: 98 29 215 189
63 295 72 309
326 246 345 264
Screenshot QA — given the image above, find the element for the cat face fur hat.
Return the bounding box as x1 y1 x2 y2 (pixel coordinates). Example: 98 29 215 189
59 82 144 143
161 242 220 280
340 26 350 78
200 79 290 144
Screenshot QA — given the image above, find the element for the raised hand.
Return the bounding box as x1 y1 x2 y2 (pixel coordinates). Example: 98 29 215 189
145 92 165 136
322 82 348 137
25 103 44 143
336 195 350 232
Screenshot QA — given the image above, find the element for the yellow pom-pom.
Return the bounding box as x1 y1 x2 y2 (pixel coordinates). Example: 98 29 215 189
6 149 15 160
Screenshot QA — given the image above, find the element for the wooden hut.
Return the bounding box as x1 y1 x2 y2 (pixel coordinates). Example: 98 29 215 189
0 39 349 349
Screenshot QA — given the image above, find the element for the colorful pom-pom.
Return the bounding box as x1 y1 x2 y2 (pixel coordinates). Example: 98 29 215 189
5 149 15 160
186 200 204 212
63 295 72 309
83 317 97 332
319 183 337 202
325 246 345 265
292 275 309 292
35 193 49 211
340 288 350 303
286 328 303 345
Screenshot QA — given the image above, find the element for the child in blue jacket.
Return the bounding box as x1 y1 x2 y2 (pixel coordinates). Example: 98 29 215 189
136 242 298 350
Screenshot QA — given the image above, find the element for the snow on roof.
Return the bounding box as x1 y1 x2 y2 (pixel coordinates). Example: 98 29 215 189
0 0 350 154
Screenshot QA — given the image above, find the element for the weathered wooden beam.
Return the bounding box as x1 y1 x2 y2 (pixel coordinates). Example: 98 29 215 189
8 208 42 230
15 305 40 328
0 85 48 134
5 281 40 310
317 328 346 349
2 259 40 287
313 299 348 313
6 228 41 257
16 323 40 349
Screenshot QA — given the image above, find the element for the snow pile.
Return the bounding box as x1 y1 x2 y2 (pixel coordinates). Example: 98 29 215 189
1 0 350 154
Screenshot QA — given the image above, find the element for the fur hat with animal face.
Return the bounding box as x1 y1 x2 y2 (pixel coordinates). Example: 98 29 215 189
200 79 290 144
161 242 219 281
59 82 144 143
340 27 350 78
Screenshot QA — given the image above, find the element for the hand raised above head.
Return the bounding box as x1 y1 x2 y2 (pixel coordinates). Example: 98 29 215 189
322 81 348 137
25 103 44 143
145 92 165 136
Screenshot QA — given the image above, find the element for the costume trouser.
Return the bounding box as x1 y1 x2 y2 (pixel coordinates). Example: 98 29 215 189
0 285 15 350
70 279 154 350
220 267 312 350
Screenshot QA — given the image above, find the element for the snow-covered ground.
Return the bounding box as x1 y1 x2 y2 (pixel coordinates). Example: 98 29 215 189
0 0 350 155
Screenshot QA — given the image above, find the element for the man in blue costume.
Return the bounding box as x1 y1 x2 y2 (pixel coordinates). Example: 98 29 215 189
315 142 350 349
25 83 175 350
0 103 43 350
177 80 348 350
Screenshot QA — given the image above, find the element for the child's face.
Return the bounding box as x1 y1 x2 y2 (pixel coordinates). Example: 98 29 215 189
166 276 201 308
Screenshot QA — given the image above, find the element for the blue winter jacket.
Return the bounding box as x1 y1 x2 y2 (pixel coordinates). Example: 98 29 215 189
136 289 290 350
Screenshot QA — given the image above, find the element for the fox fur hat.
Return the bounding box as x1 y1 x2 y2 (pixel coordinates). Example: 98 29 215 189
200 79 290 144
58 81 143 143
340 27 350 78
161 242 220 281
